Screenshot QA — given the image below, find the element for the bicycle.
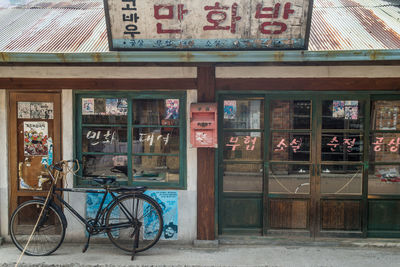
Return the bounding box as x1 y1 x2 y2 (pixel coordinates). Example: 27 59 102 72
9 160 164 260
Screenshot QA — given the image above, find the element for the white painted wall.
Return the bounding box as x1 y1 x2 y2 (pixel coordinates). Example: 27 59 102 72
0 90 8 238
0 67 197 79
61 89 198 243
216 66 400 78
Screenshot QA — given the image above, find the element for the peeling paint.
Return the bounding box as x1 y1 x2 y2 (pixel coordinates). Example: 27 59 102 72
274 51 285 62
92 53 102 62
0 53 9 62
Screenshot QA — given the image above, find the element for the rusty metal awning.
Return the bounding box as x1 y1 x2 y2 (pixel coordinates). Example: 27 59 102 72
1 0 400 63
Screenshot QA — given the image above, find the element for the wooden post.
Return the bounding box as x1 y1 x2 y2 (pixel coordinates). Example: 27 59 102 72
196 65 216 240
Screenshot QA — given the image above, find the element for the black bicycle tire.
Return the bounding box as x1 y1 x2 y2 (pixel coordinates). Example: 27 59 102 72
105 193 163 253
9 199 66 256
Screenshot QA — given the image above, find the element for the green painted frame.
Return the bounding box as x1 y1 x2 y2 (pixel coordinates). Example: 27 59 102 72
216 90 400 238
74 91 187 189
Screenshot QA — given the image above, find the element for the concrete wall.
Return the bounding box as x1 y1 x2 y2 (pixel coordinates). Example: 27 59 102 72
0 90 8 238
61 88 198 243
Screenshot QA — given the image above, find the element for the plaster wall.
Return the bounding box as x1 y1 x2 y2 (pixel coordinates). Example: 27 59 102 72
0 67 197 79
62 89 198 243
216 66 400 78
0 90 8 238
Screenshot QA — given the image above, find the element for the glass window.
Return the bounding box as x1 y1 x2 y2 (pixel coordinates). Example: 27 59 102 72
76 94 185 188
223 132 263 161
371 100 400 130
223 99 264 129
82 98 128 124
270 133 310 161
321 133 363 162
368 165 400 195
268 164 310 194
322 100 364 130
270 100 311 130
223 163 263 192
321 165 362 194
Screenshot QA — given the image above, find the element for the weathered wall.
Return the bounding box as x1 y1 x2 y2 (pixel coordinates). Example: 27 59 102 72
0 90 8 238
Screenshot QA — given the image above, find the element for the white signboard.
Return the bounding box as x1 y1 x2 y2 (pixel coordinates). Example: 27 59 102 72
104 0 313 50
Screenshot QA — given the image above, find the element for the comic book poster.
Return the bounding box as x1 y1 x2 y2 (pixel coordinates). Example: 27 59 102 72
144 191 178 240
94 98 106 114
18 102 54 119
345 101 358 120
18 102 31 118
30 102 54 119
106 98 128 115
82 98 95 115
23 121 48 156
86 192 119 238
165 99 179 119
224 100 237 119
332 101 345 118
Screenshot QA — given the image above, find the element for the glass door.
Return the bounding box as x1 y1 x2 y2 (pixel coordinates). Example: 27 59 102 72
218 96 265 234
317 96 368 236
218 93 369 237
267 97 313 235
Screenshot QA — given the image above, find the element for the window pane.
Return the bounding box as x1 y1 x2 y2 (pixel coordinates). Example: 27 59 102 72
268 164 310 194
82 155 128 182
371 100 400 130
82 98 127 124
82 127 127 153
133 128 179 155
132 156 179 183
270 100 311 130
369 165 400 195
321 165 362 194
321 133 363 162
223 99 264 129
322 100 364 130
223 164 263 192
132 99 179 125
370 133 400 162
223 132 263 161
271 133 310 161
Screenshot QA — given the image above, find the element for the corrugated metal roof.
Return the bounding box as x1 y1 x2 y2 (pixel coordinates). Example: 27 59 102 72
0 0 400 52
0 0 108 52
309 0 400 51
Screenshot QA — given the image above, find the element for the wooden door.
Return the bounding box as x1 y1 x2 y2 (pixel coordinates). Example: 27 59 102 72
9 92 61 214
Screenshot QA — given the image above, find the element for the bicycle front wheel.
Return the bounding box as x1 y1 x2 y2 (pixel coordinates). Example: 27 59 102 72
9 200 66 256
105 194 163 253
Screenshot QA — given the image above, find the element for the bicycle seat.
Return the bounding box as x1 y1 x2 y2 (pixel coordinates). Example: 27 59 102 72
93 177 116 185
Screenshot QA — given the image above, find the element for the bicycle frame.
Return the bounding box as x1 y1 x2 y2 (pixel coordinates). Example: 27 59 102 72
41 167 137 234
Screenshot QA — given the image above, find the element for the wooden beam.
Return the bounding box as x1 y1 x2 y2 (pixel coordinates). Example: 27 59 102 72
197 65 216 240
216 78 400 91
0 78 196 90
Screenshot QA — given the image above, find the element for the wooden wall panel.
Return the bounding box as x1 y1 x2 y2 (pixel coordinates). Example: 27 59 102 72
368 200 400 231
0 78 196 90
269 199 308 229
216 78 400 91
221 197 262 229
321 200 361 230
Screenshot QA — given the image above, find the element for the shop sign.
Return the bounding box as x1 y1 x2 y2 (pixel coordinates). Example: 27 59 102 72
104 0 314 50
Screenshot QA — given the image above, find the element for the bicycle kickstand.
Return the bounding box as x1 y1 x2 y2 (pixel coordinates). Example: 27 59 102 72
82 233 91 253
131 226 140 261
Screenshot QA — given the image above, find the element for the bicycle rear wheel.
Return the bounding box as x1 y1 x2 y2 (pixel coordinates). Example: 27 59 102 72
105 194 163 253
9 200 66 256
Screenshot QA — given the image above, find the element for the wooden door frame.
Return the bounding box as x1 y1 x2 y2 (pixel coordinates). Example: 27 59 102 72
8 91 62 215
